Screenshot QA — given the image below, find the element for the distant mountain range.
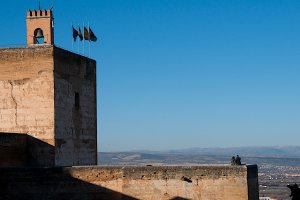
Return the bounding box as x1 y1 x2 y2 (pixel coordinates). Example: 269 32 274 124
101 146 300 157
98 146 300 166
162 146 300 157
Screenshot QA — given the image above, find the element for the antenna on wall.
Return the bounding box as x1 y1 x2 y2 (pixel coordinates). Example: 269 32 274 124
50 0 54 10
38 0 54 10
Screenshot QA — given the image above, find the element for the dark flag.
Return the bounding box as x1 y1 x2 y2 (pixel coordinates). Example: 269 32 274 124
89 27 97 42
72 26 78 41
84 26 89 40
78 27 83 41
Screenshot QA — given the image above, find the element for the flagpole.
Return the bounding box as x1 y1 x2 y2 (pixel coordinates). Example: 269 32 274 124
71 23 74 51
83 22 85 56
78 25 80 54
89 22 91 58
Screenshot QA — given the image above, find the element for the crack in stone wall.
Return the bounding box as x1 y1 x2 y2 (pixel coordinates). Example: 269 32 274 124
8 80 18 126
0 46 96 166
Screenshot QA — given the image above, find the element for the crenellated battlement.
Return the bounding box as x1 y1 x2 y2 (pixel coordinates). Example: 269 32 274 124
27 9 52 18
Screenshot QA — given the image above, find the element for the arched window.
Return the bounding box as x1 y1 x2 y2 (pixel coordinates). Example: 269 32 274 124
34 28 44 44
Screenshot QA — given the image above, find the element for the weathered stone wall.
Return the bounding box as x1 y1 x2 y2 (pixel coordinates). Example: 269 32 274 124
0 46 97 167
54 47 97 166
0 165 259 200
0 46 55 166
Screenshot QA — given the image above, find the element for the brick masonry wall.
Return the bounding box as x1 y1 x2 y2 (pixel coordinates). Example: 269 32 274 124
0 165 259 200
26 10 54 45
54 47 97 166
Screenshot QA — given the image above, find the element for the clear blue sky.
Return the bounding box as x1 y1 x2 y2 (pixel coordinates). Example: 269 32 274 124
1 1 300 151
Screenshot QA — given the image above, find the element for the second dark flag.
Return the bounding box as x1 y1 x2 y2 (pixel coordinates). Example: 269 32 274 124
78 27 83 41
84 26 89 40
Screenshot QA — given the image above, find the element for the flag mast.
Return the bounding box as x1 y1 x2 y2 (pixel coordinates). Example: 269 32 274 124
89 22 91 58
71 23 74 51
71 21 97 56
83 22 85 56
78 24 80 54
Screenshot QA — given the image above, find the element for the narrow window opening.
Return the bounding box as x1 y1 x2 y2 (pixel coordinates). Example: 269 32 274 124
75 92 80 109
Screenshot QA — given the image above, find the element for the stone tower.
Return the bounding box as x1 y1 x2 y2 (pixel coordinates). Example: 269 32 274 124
0 9 97 167
26 9 54 45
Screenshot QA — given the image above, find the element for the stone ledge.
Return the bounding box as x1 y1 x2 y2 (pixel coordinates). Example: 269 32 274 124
0 165 259 200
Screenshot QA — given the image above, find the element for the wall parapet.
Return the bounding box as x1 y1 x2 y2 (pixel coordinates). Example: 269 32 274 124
0 165 259 200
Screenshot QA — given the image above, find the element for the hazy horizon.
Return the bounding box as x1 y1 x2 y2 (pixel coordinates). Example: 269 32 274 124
99 145 300 153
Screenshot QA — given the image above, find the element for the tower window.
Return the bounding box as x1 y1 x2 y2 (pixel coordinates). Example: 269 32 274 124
75 92 80 109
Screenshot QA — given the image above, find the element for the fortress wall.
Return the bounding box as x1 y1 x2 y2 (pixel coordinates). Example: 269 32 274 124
0 165 259 200
54 47 97 166
0 46 55 166
0 46 97 167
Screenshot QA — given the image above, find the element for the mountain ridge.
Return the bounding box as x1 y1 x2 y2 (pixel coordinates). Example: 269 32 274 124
100 146 300 158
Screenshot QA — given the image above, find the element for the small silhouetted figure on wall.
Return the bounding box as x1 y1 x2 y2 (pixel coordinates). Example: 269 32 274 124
236 155 241 165
231 156 236 165
287 184 300 200
230 155 242 165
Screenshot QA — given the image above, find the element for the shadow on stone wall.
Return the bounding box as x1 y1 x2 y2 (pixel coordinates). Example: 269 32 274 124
0 133 138 200
0 134 158 199
170 197 191 200
0 133 27 167
0 167 139 200
0 133 54 167
26 134 55 167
